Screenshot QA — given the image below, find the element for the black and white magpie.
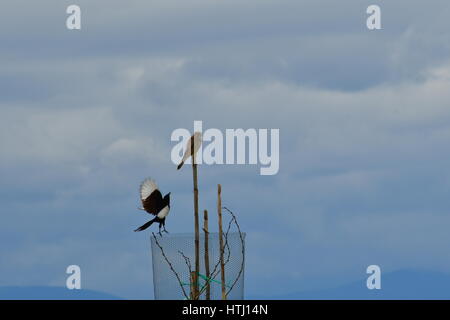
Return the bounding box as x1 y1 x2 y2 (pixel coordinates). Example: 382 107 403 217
177 132 202 170
134 178 171 235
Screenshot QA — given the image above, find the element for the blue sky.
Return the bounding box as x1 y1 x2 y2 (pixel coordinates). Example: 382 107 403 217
1 0 450 299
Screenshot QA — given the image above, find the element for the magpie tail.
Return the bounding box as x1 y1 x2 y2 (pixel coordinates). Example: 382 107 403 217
177 161 184 170
134 218 157 232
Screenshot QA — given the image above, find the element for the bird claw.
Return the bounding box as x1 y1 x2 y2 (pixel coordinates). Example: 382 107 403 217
163 229 169 234
158 231 163 237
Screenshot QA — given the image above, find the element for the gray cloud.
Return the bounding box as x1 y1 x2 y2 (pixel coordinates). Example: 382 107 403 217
1 0 450 298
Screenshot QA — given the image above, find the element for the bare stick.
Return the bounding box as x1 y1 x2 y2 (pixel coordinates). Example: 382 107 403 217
217 184 226 300
208 218 233 280
192 137 200 299
152 233 189 300
199 208 244 297
203 209 211 300
190 271 196 300
198 216 233 297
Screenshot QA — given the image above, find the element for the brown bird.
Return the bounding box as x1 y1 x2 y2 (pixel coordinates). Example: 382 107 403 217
177 132 202 170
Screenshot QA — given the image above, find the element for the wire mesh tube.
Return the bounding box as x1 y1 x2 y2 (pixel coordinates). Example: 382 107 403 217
150 232 245 300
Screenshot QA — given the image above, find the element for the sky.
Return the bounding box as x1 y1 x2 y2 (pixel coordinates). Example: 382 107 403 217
1 0 450 299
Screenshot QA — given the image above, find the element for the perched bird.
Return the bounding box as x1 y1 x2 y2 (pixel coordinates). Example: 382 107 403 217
134 178 171 235
177 132 202 170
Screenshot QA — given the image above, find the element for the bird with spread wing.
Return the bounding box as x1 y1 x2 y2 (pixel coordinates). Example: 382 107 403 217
134 178 171 235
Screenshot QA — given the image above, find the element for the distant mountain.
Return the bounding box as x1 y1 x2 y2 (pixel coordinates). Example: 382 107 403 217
0 286 122 300
6 270 450 300
251 270 450 300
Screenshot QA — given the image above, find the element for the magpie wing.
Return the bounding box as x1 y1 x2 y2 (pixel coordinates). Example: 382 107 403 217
140 178 163 215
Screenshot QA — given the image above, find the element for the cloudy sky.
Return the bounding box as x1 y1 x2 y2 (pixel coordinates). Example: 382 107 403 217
1 0 450 299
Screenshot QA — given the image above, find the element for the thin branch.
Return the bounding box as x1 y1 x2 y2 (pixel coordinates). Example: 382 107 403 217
197 217 232 296
208 218 233 279
222 217 233 266
152 232 189 299
223 206 245 296
197 213 235 297
178 250 192 274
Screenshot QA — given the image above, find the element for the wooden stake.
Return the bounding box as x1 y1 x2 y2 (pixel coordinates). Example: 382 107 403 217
192 137 200 299
190 271 197 300
217 184 227 300
203 210 211 300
